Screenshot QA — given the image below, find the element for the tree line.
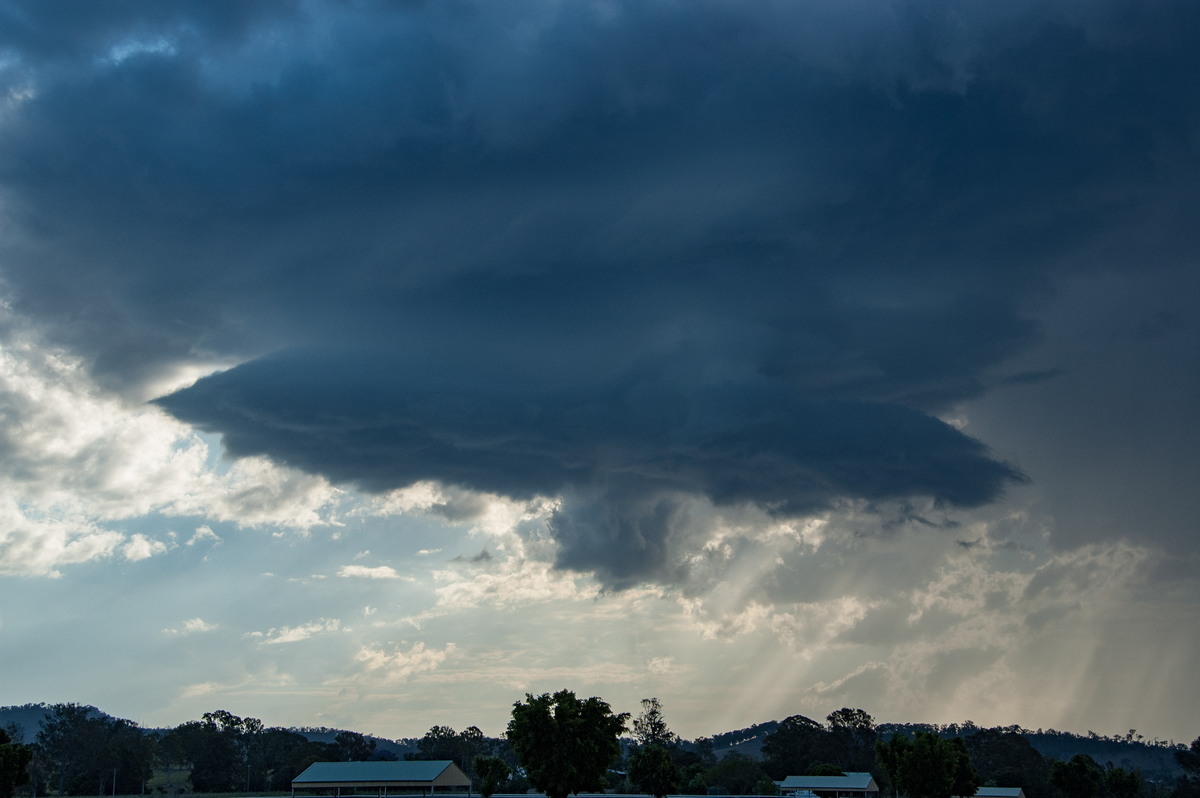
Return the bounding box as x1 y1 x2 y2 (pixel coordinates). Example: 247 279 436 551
2 699 1199 798
1 705 391 798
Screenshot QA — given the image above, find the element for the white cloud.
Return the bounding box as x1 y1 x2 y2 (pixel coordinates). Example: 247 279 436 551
338 564 403 580
0 499 124 577
122 533 168 562
168 456 343 531
370 482 554 543
354 641 456 683
0 311 345 576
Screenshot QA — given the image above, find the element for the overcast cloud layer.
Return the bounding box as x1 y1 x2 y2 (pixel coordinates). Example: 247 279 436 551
1 0 1198 742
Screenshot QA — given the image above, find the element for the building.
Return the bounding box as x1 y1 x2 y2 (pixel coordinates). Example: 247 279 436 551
779 773 880 798
973 789 1026 798
292 760 472 797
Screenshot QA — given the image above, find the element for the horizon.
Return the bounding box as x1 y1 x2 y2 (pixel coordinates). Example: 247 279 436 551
1 1 1198 747
1 701 1189 749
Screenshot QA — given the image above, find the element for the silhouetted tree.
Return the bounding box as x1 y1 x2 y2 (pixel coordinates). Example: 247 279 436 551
35 704 95 796
965 728 1052 798
629 745 680 798
335 732 376 762
632 699 679 749
826 708 877 773
1049 755 1104 798
506 690 628 798
877 731 979 798
705 752 772 796
1104 764 1143 798
0 728 32 798
159 710 261 792
414 726 460 761
761 715 826 780
410 725 489 777
1179 739 1200 782
34 704 153 796
473 756 511 798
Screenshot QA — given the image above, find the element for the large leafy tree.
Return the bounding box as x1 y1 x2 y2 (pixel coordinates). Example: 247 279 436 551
877 731 979 798
1049 754 1104 798
160 710 262 792
964 728 1051 798
632 699 679 749
0 728 32 798
506 690 628 798
628 697 681 798
704 752 773 796
334 732 376 763
629 745 680 798
410 725 491 778
102 719 155 795
257 729 336 791
1179 738 1200 782
35 703 96 796
761 715 826 779
35 704 154 796
1103 764 1143 798
473 756 511 798
826 708 878 773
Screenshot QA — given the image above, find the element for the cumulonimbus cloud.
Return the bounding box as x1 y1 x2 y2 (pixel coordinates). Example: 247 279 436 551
2 0 1196 587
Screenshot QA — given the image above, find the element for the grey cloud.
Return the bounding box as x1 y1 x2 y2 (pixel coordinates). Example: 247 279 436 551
2 0 1197 584
451 548 492 565
157 347 1023 585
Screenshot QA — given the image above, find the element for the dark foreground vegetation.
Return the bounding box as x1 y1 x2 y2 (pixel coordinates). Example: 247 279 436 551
2 699 1198 798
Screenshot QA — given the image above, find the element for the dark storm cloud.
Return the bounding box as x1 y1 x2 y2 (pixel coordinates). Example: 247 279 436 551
2 0 1197 584
157 347 1023 586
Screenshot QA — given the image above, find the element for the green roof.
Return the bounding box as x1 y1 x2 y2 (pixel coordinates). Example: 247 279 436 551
293 761 469 786
780 773 879 792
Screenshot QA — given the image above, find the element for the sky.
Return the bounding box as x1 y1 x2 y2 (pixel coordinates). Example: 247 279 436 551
0 0 1198 745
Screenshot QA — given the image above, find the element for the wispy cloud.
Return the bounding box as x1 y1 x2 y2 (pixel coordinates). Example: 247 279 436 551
187 525 221 546
432 558 588 611
164 617 218 635
249 618 343 645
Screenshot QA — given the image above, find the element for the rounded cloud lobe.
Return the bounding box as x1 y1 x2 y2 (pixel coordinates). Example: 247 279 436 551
2 1 1197 585
157 349 1024 586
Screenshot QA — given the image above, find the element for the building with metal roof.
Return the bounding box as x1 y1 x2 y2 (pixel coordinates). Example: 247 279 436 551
291 760 472 797
973 789 1025 798
778 772 880 798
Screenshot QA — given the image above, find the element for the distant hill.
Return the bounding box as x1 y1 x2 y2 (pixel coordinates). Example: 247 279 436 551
0 704 417 761
0 703 113 744
1022 731 1182 779
289 727 418 759
875 722 1184 780
705 720 781 759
